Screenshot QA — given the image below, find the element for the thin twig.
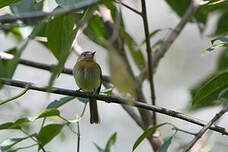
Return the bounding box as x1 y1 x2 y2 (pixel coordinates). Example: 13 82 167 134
184 107 227 152
0 0 99 24
77 103 87 152
0 22 26 30
77 121 80 152
172 127 197 136
114 1 141 16
138 0 201 82
20 128 46 152
12 144 38 151
80 103 88 117
1 77 228 136
19 58 110 83
0 85 29 106
141 0 157 125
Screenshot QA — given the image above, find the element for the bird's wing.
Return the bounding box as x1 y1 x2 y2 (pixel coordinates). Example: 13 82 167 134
96 63 102 94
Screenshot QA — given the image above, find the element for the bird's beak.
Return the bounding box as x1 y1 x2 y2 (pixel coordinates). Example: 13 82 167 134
92 51 96 56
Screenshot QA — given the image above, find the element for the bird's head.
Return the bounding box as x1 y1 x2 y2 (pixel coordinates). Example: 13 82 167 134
78 51 96 62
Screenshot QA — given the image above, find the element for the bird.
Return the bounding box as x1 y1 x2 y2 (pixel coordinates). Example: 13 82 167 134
73 51 102 124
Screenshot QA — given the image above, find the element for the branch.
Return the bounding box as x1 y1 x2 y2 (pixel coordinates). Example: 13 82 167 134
138 0 201 82
141 0 157 125
0 22 26 30
114 1 141 16
0 52 110 83
0 0 99 23
189 131 210 152
184 107 227 152
1 77 228 136
19 58 110 83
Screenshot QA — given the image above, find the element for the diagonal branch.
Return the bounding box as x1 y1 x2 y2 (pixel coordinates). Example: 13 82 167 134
138 0 202 82
184 107 227 152
1 77 228 136
114 1 141 16
0 0 99 24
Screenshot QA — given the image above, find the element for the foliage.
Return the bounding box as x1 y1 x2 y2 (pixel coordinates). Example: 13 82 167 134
165 0 228 35
132 123 167 151
0 0 228 151
202 37 228 56
189 48 228 110
94 132 117 152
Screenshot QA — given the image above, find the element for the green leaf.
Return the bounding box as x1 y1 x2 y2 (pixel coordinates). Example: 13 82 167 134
0 86 29 106
226 100 228 110
193 71 228 105
132 123 167 152
217 48 228 71
218 88 228 100
56 0 91 8
0 42 28 89
94 143 104 152
10 0 43 14
3 27 23 42
38 124 64 147
29 21 48 39
157 136 173 152
0 118 30 130
0 137 29 151
152 39 164 50
86 15 108 39
165 0 228 33
189 72 225 111
76 0 118 48
140 29 163 46
214 11 228 35
211 37 228 45
34 109 60 120
202 43 228 56
94 132 117 152
165 0 191 19
47 96 75 109
104 132 117 152
77 97 89 104
100 88 113 95
46 14 76 60
45 13 77 88
189 48 228 111
121 31 146 70
203 37 228 56
0 0 21 8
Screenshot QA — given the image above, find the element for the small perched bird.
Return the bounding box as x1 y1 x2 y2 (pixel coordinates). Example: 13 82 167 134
73 51 102 124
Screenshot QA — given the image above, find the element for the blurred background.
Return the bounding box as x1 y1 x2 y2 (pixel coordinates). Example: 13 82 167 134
0 0 228 151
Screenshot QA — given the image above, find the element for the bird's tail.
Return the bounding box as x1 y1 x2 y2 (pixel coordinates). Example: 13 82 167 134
89 99 100 124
